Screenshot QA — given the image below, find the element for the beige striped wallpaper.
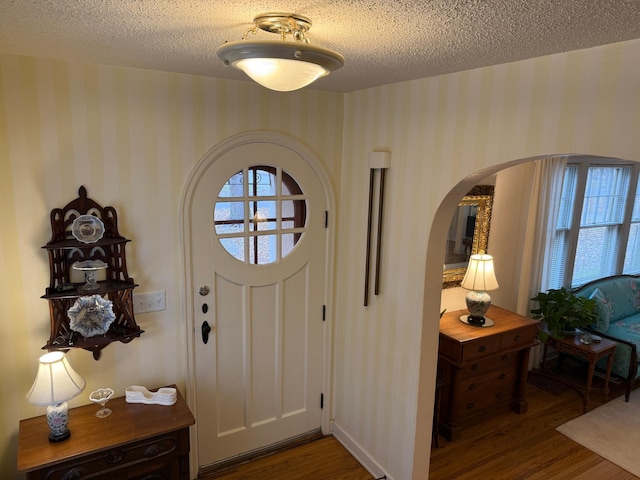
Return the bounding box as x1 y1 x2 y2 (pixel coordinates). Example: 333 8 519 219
0 56 343 478
335 39 640 478
2 37 640 479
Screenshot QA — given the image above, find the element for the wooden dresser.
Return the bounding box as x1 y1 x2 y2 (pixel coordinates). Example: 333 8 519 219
438 305 539 441
17 386 195 479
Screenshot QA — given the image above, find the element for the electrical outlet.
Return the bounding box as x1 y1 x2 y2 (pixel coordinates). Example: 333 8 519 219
133 290 166 314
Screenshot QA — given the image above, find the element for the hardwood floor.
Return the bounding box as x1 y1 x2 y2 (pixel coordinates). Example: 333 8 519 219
199 436 374 479
199 369 638 479
430 370 639 479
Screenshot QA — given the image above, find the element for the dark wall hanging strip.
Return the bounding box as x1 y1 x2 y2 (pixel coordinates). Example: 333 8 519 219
364 169 376 306
364 151 391 306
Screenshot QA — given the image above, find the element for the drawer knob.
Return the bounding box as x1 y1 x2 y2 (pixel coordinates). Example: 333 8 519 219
514 335 521 341
466 402 474 409
471 364 478 371
501 355 508 361
478 345 487 352
469 384 476 390
62 466 90 480
496 392 504 399
145 443 163 457
106 450 125 463
498 373 506 379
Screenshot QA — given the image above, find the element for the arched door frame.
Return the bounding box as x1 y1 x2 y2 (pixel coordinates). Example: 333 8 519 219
179 131 337 478
413 166 503 478
414 153 640 478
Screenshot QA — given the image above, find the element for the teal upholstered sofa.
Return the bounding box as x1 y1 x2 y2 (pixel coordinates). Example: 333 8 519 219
573 274 640 401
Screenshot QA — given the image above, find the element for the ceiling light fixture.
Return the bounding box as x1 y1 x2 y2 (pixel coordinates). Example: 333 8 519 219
216 12 344 92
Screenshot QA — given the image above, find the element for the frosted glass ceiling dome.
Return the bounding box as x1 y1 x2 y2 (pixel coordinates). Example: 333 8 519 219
216 13 344 92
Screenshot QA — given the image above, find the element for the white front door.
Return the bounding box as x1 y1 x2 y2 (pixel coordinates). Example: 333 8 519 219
188 140 328 469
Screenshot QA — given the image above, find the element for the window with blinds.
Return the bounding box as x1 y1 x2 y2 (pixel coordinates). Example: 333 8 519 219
548 162 640 289
624 179 640 274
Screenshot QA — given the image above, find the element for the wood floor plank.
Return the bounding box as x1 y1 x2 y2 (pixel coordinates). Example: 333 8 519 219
200 436 374 479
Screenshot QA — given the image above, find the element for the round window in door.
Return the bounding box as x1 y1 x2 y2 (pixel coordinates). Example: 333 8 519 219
214 165 307 265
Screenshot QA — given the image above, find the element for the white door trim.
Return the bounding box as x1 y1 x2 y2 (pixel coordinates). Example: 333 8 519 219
179 131 336 477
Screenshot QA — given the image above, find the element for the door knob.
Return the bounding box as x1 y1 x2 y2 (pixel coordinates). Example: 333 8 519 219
199 286 210 296
202 321 212 344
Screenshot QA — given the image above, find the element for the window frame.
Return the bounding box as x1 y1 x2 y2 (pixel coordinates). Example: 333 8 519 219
213 165 308 265
552 159 640 289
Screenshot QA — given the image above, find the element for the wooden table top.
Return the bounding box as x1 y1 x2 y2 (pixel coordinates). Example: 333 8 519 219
440 305 540 342
17 385 195 473
546 332 618 354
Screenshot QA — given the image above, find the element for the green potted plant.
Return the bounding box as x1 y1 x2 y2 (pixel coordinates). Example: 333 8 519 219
530 287 597 341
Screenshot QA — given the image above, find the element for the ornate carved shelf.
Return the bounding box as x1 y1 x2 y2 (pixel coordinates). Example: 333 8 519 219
42 186 143 360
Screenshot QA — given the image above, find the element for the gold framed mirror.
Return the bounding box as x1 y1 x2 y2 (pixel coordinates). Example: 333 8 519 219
443 185 494 288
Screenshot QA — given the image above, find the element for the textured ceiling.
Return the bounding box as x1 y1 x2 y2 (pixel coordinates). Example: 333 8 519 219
1 1 640 92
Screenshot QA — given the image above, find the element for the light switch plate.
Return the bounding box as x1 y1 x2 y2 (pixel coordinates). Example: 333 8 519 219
133 290 166 314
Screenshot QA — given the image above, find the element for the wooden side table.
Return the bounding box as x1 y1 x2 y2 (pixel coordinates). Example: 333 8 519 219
541 334 617 412
17 386 195 479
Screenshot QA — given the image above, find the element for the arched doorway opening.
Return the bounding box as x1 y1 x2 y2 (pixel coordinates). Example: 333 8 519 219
415 154 640 477
413 167 505 477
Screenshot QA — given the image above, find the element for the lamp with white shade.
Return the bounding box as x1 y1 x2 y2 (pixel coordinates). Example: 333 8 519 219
460 253 499 327
25 351 86 442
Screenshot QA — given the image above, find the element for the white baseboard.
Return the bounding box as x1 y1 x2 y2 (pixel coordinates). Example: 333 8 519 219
331 420 391 480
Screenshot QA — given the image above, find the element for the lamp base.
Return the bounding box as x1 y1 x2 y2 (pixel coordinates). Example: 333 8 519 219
460 315 494 327
465 290 492 321
46 402 71 443
49 429 71 443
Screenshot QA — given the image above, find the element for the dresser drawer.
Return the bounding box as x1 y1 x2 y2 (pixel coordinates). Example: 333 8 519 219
462 328 535 363
457 377 517 418
40 430 184 480
461 351 520 380
461 336 501 361
459 366 518 395
499 326 536 351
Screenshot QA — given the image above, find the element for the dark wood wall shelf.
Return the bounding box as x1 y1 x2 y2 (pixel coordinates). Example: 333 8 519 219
44 279 136 298
42 186 143 359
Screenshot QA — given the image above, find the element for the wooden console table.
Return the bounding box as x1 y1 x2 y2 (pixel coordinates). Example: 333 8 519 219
17 386 195 479
438 305 540 441
541 333 617 412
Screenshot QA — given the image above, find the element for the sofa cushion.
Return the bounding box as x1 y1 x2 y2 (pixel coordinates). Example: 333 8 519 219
595 278 640 322
607 312 640 361
590 287 613 332
631 279 640 312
